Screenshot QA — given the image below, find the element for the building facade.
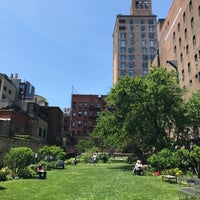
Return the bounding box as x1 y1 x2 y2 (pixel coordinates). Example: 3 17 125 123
156 0 200 96
112 0 157 84
70 94 107 142
0 73 17 108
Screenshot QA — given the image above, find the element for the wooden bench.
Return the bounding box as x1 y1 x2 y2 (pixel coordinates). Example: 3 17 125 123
162 175 177 183
178 177 200 200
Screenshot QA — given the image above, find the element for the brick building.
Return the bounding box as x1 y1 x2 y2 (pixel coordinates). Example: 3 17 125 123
154 0 200 97
70 94 107 143
112 0 157 84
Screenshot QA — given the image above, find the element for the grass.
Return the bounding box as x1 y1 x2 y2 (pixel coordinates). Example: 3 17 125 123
0 162 179 200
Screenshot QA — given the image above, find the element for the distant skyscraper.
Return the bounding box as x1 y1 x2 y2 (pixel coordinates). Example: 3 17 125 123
112 0 157 84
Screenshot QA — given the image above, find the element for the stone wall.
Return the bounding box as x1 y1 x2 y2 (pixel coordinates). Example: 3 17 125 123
0 136 43 163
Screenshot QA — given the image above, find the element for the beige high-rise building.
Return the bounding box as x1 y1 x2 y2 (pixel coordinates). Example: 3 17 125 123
156 0 200 96
112 0 157 84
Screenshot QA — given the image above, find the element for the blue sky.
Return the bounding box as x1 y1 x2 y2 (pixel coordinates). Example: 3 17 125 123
0 0 173 109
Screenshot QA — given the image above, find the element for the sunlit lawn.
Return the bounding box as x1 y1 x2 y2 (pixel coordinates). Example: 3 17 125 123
0 162 179 200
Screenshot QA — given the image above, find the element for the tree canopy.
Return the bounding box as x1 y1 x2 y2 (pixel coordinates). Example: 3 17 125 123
92 67 185 156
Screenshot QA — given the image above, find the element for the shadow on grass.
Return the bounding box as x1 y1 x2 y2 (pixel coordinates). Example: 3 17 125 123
0 186 6 190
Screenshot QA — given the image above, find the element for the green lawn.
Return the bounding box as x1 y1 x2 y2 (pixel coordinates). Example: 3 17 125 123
0 162 179 200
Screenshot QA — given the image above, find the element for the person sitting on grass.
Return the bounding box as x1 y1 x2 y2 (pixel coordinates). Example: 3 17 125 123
36 163 47 179
133 160 143 175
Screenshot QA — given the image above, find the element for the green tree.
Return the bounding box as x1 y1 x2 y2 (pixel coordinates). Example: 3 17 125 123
184 91 200 145
3 147 34 177
38 145 66 161
174 145 200 178
93 67 184 156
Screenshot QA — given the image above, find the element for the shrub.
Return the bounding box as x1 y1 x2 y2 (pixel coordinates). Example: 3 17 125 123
18 167 35 179
162 168 183 176
38 145 66 161
3 147 34 178
98 153 109 163
0 171 7 181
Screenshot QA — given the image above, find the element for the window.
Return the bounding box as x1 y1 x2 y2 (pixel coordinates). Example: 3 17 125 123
178 23 180 32
71 121 76 127
189 79 193 87
130 40 134 46
84 111 87 116
149 33 154 39
129 62 135 68
150 47 156 53
120 69 126 76
173 32 176 41
78 111 82 116
129 20 134 24
194 54 198 63
84 102 88 108
142 40 146 46
150 55 155 61
130 26 134 32
189 0 193 11
128 47 134 53
199 5 200 16
141 33 145 38
186 45 189 55
148 20 154 24
142 47 147 53
120 62 126 69
184 28 187 39
142 55 148 61
130 33 134 39
193 35 196 46
129 70 135 76
142 62 148 69
182 69 185 81
120 47 126 53
119 26 126 31
72 111 76 117
120 55 126 61
78 102 82 108
141 26 145 32
120 33 126 39
179 38 182 47
188 62 191 73
119 19 125 23
150 40 155 46
183 12 186 22
120 40 126 47
148 26 154 32
180 53 183 62
96 111 100 117
89 102 93 107
78 120 82 127
174 45 177 54
141 19 144 24
129 55 135 61
191 17 194 30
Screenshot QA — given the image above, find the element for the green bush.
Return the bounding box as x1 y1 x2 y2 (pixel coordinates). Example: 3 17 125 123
18 167 35 179
162 168 183 176
3 147 34 178
98 153 109 163
0 171 7 181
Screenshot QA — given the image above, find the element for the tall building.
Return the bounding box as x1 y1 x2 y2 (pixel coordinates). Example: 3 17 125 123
112 0 157 84
155 0 200 97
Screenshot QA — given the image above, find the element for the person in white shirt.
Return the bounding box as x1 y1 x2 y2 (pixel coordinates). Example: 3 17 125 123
133 160 143 175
